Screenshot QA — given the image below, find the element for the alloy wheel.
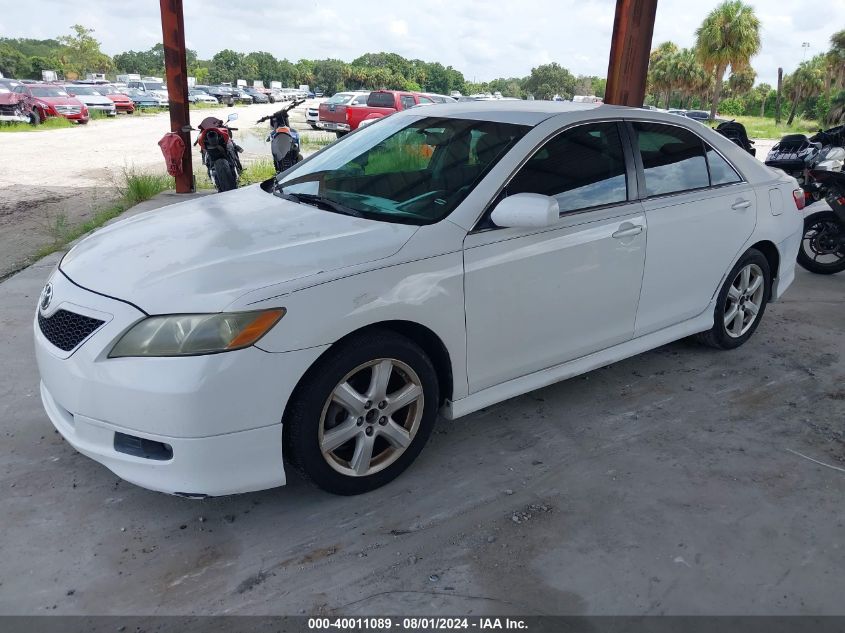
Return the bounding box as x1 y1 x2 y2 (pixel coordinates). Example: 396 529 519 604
724 263 765 338
318 358 424 477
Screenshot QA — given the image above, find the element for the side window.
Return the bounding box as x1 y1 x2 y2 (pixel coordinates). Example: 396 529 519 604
705 145 742 186
506 122 628 213
352 95 368 105
400 95 416 109
418 96 434 104
633 122 709 196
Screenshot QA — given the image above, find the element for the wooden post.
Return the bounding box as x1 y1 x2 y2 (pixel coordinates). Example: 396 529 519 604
604 0 659 106
160 0 194 193
775 67 783 125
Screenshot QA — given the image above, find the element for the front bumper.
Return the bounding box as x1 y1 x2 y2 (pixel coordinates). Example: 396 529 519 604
0 113 30 122
33 269 327 496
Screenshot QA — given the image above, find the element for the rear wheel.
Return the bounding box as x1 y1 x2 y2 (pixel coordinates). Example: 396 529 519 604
284 330 439 495
695 248 771 350
797 211 845 274
212 158 237 192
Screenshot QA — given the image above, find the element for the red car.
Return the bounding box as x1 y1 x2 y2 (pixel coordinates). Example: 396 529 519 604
13 83 89 124
318 90 434 137
93 84 136 114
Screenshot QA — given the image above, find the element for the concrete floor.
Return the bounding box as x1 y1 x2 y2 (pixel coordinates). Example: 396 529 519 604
0 211 844 616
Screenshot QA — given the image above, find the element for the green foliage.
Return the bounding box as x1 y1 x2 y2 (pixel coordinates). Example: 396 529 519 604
56 25 114 77
118 169 172 206
239 159 277 186
731 115 820 139
524 63 575 100
313 59 348 95
0 117 73 133
718 97 745 116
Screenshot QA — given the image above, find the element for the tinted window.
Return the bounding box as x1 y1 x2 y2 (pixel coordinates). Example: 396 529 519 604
506 122 628 213
705 146 742 186
352 95 368 105
633 122 709 196
400 95 416 109
367 92 396 108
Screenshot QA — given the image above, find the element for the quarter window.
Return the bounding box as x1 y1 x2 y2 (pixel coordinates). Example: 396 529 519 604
705 145 742 186
506 122 628 213
633 122 709 196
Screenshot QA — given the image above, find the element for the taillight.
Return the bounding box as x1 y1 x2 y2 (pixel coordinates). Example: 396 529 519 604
792 189 805 210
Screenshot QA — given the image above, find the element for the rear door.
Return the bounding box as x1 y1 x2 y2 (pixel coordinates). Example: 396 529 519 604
628 120 756 336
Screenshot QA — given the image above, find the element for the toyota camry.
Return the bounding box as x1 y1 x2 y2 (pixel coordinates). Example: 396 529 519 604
34 101 803 497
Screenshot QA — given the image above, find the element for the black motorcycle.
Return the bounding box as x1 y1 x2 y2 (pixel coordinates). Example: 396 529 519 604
194 112 244 192
715 120 755 156
766 125 845 201
797 169 845 274
256 98 306 175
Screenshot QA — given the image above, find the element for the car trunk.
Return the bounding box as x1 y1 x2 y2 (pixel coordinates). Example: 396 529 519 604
319 102 348 128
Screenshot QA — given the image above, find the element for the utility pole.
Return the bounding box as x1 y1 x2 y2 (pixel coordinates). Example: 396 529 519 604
160 0 194 193
604 0 659 106
775 67 783 125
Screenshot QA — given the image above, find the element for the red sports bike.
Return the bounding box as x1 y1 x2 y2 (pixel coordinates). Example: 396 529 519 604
194 112 243 192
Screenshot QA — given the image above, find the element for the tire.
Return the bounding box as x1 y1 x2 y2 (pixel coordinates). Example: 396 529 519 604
212 158 237 192
797 211 845 274
284 330 440 495
77 119 89 125
29 110 41 126
695 248 771 350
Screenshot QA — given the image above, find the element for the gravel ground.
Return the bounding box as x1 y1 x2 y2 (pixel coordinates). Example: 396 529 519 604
1 247 843 615
0 100 329 279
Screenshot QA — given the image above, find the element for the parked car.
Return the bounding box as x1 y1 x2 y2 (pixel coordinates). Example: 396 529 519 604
244 87 269 104
421 93 458 104
127 80 168 100
124 88 168 109
315 91 369 133
684 109 712 122
318 90 429 136
64 84 116 117
188 89 218 105
0 87 35 124
231 88 254 105
12 83 89 124
667 108 688 117
305 103 320 129
204 86 236 106
92 85 135 114
33 103 803 497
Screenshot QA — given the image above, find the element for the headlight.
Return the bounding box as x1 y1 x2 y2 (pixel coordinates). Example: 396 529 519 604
109 308 285 358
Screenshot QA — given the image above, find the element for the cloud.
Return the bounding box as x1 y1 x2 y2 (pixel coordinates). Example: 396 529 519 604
5 0 843 84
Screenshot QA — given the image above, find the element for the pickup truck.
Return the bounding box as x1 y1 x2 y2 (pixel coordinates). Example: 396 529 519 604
318 90 434 137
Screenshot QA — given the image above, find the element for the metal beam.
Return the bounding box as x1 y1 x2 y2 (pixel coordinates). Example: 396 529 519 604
159 0 194 193
604 0 659 107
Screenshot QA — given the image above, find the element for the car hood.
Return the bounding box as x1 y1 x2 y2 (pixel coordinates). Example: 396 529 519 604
106 93 132 102
60 185 418 314
41 96 83 106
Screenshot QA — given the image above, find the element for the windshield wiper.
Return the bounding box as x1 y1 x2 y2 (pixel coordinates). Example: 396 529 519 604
277 192 364 218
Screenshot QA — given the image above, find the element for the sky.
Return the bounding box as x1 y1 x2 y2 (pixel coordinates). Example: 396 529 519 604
1 0 843 86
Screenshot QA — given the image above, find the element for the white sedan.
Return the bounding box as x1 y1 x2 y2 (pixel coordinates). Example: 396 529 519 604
34 102 803 497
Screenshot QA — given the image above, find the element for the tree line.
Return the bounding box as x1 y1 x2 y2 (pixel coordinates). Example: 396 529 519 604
646 0 844 124
0 25 603 100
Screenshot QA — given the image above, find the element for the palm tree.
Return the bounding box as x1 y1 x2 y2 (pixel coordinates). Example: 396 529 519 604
785 57 825 125
753 82 772 117
695 0 761 120
674 48 708 108
825 30 845 92
647 41 679 107
727 66 756 97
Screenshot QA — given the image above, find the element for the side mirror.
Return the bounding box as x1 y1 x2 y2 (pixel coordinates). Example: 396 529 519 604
227 112 239 122
490 193 559 229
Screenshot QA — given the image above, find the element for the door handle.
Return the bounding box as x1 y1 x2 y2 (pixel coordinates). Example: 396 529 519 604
612 224 643 239
732 199 752 210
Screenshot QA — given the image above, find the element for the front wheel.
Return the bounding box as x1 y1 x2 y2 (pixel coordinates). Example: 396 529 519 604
797 211 845 274
695 248 771 350
284 330 439 495
211 158 237 192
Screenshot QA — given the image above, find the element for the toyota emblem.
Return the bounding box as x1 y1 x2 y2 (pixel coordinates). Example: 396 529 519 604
40 283 53 311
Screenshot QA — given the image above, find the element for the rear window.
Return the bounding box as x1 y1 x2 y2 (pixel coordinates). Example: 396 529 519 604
632 122 709 196
367 92 397 108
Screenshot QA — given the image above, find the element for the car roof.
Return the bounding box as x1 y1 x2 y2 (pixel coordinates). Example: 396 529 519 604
396 100 609 125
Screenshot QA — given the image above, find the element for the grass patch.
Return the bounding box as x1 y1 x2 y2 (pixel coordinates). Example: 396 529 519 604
301 136 334 152
732 115 822 139
34 168 174 260
88 109 115 120
240 158 277 185
0 116 74 132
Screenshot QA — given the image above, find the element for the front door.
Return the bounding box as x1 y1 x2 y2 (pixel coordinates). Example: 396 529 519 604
463 121 647 393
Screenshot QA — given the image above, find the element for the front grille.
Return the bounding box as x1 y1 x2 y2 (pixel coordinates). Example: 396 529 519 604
55 105 81 114
38 309 104 352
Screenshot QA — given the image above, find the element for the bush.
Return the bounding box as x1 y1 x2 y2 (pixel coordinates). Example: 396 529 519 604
118 168 172 205
718 97 745 116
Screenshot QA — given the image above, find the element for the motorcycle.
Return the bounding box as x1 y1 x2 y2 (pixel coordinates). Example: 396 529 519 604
256 99 306 175
765 125 845 201
194 112 243 192
714 120 755 156
797 169 845 275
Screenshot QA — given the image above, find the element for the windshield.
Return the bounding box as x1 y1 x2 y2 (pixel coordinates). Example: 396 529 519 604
326 93 354 104
276 115 528 225
68 86 97 95
31 87 69 97
143 82 165 90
